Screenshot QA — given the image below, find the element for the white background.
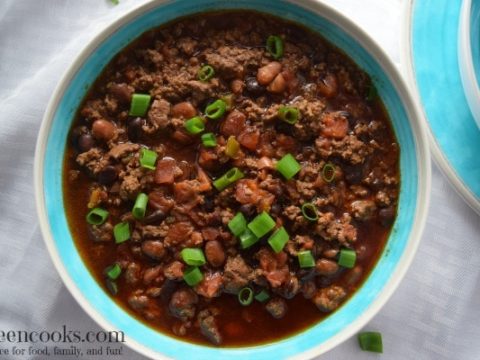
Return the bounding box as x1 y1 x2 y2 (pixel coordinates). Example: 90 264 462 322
0 0 479 359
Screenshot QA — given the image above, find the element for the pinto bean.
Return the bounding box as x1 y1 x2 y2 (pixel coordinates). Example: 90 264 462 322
230 79 245 94
317 73 338 98
267 73 286 93
92 119 116 141
141 240 166 260
171 101 197 118
257 61 282 85
205 240 226 267
221 110 246 137
315 259 339 276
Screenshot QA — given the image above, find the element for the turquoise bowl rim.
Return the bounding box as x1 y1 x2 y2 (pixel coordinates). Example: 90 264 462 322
403 0 480 215
34 0 430 359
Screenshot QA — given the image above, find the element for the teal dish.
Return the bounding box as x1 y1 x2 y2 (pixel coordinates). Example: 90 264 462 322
409 0 480 214
35 0 430 359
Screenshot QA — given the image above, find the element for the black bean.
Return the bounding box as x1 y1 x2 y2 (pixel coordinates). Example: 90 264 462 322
128 117 144 141
143 210 167 224
270 203 282 216
98 165 118 185
245 77 265 96
77 134 94 152
239 204 256 217
379 206 395 227
203 196 215 212
344 164 364 184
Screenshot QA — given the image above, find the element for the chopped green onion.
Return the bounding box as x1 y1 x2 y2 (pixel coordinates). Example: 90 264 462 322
225 136 240 158
276 153 301 180
106 279 118 295
298 250 315 268
183 266 203 286
366 84 378 101
358 332 383 353
338 248 356 268
213 167 245 191
266 35 284 59
254 290 270 303
129 93 151 117
181 248 206 266
139 148 158 170
198 65 215 82
248 211 275 238
228 212 247 237
239 228 259 249
301 203 318 222
267 226 289 253
132 193 148 219
322 163 336 183
113 222 130 244
184 116 205 135
201 132 217 147
278 106 299 124
220 94 234 111
238 287 254 306
86 207 109 225
110 0 119 5
104 263 121 280
205 99 227 120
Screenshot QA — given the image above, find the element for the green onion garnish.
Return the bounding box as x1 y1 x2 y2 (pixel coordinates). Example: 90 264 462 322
266 35 284 59
228 212 247 237
183 266 203 286
205 99 227 120
139 148 158 170
225 136 240 158
298 250 315 268
113 222 130 244
104 263 121 280
358 332 383 353
106 279 118 295
338 249 356 268
322 163 336 183
254 290 270 303
276 153 301 180
184 116 205 135
201 132 217 147
213 167 245 191
278 106 299 124
248 211 276 238
110 0 119 5
238 287 254 306
198 65 215 82
181 248 206 266
239 228 260 249
86 207 109 225
129 93 151 117
301 203 318 222
132 193 148 219
267 226 289 253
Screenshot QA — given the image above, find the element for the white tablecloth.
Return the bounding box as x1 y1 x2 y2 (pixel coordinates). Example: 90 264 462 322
1 1 479 359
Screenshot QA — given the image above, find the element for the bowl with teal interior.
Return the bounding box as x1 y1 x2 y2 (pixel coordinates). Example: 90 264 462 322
459 0 480 128
34 0 430 358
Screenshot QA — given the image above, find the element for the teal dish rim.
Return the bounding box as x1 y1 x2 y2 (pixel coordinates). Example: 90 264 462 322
409 0 480 214
470 0 480 89
35 0 429 359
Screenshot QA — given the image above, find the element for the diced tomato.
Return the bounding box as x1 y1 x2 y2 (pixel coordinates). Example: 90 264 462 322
238 129 260 151
321 112 348 139
154 158 177 184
